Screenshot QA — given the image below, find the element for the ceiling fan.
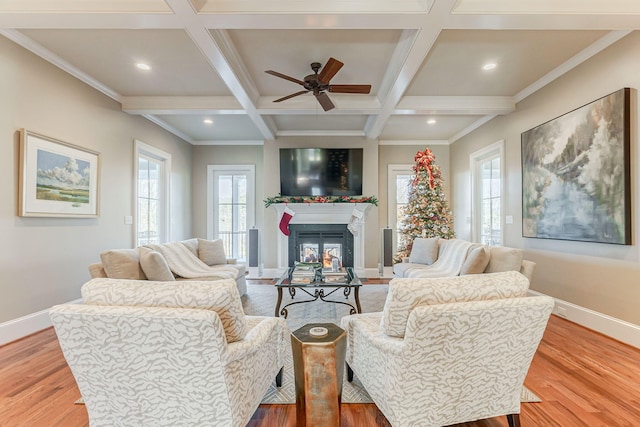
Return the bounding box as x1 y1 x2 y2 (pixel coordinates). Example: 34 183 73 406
265 57 371 111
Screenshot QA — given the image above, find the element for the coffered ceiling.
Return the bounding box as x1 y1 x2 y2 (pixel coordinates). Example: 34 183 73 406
1 0 638 145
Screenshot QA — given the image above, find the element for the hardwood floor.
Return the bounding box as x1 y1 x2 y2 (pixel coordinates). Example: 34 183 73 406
1 300 639 426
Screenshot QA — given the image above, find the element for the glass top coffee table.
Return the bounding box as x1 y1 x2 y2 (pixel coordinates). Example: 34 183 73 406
274 263 362 318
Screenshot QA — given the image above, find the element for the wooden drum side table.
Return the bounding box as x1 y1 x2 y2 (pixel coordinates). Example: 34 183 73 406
291 323 346 427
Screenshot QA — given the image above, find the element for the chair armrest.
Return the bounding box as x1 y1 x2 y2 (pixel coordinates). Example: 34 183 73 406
342 313 405 357
224 316 287 364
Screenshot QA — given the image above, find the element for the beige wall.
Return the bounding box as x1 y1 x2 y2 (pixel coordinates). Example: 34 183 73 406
0 37 192 323
190 140 454 271
192 138 390 270
450 32 640 325
191 144 264 240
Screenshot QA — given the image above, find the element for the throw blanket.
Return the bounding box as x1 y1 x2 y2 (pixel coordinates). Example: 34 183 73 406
405 239 474 278
146 242 238 280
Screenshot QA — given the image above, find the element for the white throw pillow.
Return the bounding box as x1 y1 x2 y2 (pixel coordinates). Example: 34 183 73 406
460 245 491 275
484 246 524 273
408 237 439 265
198 238 227 266
138 247 175 281
100 249 146 280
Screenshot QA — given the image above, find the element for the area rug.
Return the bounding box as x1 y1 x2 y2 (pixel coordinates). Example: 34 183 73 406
242 284 541 405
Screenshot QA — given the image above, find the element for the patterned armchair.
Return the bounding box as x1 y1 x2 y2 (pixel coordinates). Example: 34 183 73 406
50 278 287 427
341 271 554 427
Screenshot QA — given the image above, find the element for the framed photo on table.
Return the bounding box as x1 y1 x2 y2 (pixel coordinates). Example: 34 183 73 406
18 129 100 218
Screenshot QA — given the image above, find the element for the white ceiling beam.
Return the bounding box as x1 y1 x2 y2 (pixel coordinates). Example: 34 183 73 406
193 0 433 14
395 96 515 115
163 0 276 139
276 130 367 137
190 140 264 146
444 12 640 31
256 95 380 115
379 139 449 146
122 96 244 114
365 0 459 139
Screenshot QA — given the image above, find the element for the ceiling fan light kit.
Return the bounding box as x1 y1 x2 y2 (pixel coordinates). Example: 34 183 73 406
265 57 371 111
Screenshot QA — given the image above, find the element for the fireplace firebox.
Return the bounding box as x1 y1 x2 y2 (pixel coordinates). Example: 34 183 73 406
288 224 354 268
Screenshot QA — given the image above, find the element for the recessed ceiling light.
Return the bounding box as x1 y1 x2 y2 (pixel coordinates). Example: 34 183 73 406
482 62 497 71
427 119 437 125
135 62 151 71
203 119 213 125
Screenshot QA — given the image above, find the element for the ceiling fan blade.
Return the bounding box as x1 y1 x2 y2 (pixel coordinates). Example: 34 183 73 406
317 57 343 84
329 84 372 94
273 90 309 103
315 91 335 111
265 70 306 86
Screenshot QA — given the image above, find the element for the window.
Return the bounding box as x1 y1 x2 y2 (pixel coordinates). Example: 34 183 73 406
470 141 504 246
135 141 171 246
388 164 415 254
207 165 255 263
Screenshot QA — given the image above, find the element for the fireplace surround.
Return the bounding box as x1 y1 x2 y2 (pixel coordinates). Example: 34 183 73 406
272 203 373 276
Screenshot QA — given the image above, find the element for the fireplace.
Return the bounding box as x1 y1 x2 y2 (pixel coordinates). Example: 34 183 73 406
271 203 373 277
288 224 354 268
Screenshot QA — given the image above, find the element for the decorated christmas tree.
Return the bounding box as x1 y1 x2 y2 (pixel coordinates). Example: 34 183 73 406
394 147 455 263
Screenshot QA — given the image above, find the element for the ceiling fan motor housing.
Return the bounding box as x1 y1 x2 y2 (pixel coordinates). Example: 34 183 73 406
303 73 328 91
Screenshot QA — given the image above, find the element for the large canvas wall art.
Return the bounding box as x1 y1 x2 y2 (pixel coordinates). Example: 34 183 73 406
19 129 100 218
521 88 631 245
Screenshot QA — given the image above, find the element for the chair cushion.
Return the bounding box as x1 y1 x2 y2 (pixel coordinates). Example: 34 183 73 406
100 249 147 280
198 238 227 266
485 246 524 273
82 278 247 343
381 271 530 338
460 245 491 275
408 237 439 265
138 247 175 281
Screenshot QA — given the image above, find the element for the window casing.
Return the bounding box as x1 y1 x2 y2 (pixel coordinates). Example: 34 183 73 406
207 165 255 263
135 141 171 246
387 164 415 255
470 141 504 246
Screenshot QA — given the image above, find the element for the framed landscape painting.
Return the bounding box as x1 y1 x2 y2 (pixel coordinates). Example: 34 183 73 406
19 129 100 218
521 88 631 245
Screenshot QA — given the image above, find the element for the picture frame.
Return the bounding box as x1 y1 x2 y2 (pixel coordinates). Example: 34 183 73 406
19 129 100 218
521 88 631 245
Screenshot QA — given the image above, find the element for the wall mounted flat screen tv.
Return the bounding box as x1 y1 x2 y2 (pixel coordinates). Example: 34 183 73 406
280 148 363 196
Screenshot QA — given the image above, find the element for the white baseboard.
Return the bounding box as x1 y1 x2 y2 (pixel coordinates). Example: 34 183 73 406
0 298 82 346
529 290 640 349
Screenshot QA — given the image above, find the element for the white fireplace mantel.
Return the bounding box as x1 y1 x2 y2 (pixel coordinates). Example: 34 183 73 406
272 203 373 276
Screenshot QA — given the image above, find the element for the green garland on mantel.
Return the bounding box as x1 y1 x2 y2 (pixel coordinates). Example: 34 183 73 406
264 195 378 208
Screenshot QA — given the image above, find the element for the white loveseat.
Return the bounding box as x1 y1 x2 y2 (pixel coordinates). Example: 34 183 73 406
341 271 554 427
88 238 247 296
50 278 287 427
393 237 535 283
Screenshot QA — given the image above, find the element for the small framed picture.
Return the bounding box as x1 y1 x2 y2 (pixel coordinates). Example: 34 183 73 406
18 129 100 218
